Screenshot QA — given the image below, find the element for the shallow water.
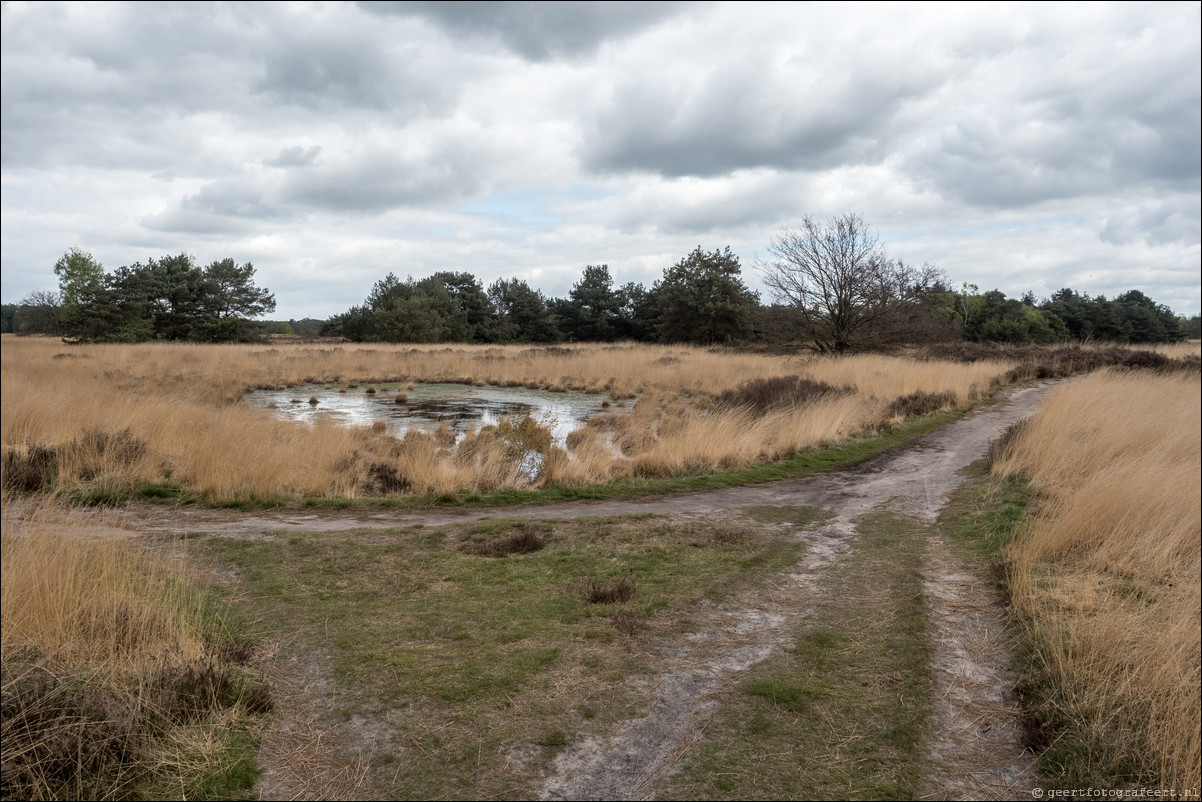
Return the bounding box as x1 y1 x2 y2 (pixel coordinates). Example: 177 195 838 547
245 382 604 445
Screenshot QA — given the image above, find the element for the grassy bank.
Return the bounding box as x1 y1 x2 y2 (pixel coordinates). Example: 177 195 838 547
985 369 1200 790
0 498 268 800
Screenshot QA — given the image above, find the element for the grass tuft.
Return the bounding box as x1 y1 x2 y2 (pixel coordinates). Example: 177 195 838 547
585 577 636 604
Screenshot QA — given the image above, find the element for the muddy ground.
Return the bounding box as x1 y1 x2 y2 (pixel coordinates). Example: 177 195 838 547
27 380 1062 800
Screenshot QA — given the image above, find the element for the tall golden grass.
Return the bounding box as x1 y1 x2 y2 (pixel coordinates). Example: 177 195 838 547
1 337 1016 502
1 494 261 799
993 369 1201 789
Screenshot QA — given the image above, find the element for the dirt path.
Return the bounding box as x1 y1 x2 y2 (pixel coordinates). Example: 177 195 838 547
103 381 1051 541
919 536 1040 801
533 382 1055 801
27 380 1060 799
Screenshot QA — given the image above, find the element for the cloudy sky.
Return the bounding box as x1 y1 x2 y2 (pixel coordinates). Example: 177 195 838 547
2 1 1199 319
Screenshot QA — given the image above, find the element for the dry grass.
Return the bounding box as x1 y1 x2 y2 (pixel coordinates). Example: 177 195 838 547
1151 340 1201 359
1 337 1017 503
992 369 1201 790
0 493 265 799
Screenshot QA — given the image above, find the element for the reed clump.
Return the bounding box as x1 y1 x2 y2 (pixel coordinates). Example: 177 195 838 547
991 369 1201 790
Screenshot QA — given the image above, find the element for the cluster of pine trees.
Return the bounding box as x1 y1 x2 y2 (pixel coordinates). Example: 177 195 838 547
323 247 759 346
5 248 275 343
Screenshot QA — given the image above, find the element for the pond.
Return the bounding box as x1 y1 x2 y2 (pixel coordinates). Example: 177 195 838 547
245 382 606 446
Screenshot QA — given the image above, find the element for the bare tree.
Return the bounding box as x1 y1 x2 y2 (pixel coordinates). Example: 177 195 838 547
14 289 62 335
759 213 942 352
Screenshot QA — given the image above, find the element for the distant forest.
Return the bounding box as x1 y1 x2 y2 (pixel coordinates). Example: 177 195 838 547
4 245 1198 348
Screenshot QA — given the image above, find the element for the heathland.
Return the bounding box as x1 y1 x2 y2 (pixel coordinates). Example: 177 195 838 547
2 336 1198 799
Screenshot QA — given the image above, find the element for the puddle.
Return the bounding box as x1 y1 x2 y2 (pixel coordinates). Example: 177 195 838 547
245 383 605 445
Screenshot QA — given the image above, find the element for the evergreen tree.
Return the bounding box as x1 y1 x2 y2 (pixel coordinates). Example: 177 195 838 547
556 265 622 341
488 278 560 343
652 246 758 344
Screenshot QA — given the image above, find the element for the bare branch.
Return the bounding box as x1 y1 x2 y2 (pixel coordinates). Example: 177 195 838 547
757 213 942 352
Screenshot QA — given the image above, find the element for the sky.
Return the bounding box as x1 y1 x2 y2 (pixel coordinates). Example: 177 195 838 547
2 1 1199 320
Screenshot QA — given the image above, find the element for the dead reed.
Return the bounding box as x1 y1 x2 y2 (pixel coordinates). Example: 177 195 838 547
992 368 1201 790
1 337 1017 502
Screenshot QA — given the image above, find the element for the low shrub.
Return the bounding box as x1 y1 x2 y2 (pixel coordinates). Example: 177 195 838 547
460 527 547 558
713 375 852 414
886 390 957 419
1 444 59 493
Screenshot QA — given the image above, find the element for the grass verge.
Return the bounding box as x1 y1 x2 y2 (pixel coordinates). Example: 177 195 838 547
1 502 269 800
662 510 931 800
991 369 1201 792
939 375 1201 794
190 514 806 799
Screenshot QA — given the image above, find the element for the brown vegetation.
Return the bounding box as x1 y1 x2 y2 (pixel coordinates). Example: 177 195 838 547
1 496 266 799
992 369 1201 790
6 338 1188 505
1 338 1025 503
585 577 637 605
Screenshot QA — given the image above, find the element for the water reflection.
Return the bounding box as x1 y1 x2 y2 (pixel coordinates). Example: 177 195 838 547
245 382 603 445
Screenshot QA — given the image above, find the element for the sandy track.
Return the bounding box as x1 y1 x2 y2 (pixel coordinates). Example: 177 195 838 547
532 381 1056 801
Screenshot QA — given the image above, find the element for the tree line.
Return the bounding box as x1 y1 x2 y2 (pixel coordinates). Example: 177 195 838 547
5 219 1196 347
323 217 1192 347
322 246 759 346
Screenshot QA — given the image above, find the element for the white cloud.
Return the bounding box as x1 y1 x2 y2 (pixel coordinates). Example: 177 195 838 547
2 1 1198 319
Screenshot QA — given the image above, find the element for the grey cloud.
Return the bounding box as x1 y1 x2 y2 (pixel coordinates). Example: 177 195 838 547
607 174 811 235
142 177 296 234
144 138 488 230
581 55 942 178
181 179 294 221
361 1 689 61
279 146 486 213
910 104 1199 210
265 146 323 168
253 38 459 115
0 3 465 172
141 207 260 236
1099 196 1201 247
906 18 1200 210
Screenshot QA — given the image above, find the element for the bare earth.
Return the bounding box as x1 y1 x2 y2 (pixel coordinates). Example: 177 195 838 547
43 380 1061 800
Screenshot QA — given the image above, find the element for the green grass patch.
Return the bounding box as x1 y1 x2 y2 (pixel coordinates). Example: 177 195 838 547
662 510 931 800
191 515 804 799
938 461 1033 569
